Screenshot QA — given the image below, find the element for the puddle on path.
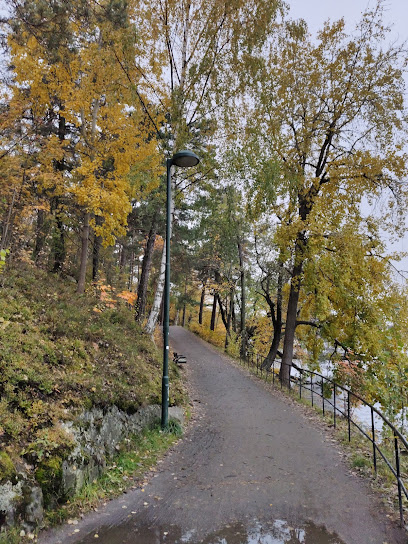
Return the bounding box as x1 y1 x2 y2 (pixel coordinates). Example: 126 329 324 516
76 518 344 544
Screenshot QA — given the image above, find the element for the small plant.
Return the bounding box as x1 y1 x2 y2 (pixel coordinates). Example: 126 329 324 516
0 248 9 273
352 454 371 469
165 419 183 437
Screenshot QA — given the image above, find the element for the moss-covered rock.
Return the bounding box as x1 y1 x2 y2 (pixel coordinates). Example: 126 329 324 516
35 456 63 509
0 452 16 484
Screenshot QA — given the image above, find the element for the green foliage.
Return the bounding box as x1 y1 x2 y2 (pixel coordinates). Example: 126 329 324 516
35 455 64 508
0 249 8 273
165 418 183 437
0 527 23 544
351 454 371 469
0 451 16 483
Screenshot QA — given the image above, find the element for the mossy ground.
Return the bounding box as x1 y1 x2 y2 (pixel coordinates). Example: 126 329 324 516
0 260 186 493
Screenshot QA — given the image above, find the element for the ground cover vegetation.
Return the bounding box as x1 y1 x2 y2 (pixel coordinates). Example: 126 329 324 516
1 0 408 531
0 261 186 531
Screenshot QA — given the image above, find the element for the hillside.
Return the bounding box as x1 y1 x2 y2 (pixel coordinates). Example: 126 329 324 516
0 261 185 486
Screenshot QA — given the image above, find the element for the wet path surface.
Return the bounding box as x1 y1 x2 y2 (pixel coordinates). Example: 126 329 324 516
40 327 407 544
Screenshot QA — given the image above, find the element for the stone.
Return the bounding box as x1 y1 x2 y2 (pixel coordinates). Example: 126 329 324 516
22 484 43 529
1 403 184 530
0 480 23 527
169 407 185 426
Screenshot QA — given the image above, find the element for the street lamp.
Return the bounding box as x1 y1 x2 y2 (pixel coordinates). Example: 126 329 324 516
162 150 200 429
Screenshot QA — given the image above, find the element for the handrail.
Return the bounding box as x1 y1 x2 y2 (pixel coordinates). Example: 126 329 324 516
244 352 408 527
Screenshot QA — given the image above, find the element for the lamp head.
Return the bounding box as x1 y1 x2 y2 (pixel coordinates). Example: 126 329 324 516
171 150 200 168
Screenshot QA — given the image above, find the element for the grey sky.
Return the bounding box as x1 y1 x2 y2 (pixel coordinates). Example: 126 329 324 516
288 0 407 42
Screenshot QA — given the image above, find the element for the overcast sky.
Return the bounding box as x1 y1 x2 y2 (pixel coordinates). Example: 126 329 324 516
288 0 407 41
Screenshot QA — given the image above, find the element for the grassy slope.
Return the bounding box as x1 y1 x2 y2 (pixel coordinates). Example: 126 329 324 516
0 261 186 482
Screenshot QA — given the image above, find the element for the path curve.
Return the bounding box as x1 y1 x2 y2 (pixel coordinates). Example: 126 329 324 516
40 327 406 544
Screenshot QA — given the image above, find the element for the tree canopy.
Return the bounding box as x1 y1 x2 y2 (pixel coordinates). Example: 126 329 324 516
1 0 408 416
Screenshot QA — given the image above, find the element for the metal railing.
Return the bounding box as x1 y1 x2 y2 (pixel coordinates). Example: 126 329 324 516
243 352 408 527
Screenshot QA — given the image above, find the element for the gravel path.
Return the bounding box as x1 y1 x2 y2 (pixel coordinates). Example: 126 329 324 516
40 327 407 544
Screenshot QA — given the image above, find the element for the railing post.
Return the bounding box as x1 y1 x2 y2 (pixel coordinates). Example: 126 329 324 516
333 384 336 428
311 374 314 407
371 406 377 473
299 369 302 399
394 431 404 527
321 378 325 416
347 390 351 442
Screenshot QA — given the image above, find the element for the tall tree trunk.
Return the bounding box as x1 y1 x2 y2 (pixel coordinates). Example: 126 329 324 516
92 216 102 281
33 208 46 262
128 248 134 290
261 267 284 371
145 171 175 335
135 221 157 323
225 293 233 350
262 325 282 371
77 212 90 294
198 281 206 324
52 210 66 273
238 238 247 359
216 293 230 334
231 294 237 333
119 243 127 271
182 303 186 327
210 293 217 331
1 187 17 252
280 237 304 386
51 113 67 272
182 273 188 327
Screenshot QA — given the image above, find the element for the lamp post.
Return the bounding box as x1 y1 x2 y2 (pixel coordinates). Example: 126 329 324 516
162 150 200 429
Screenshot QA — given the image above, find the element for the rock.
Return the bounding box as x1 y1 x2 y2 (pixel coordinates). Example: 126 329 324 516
169 407 185 426
61 404 164 499
0 480 23 527
1 403 184 531
22 484 43 529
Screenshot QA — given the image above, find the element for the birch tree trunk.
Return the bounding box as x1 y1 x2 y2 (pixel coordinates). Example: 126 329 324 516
144 2 192 335
145 172 175 334
135 220 157 323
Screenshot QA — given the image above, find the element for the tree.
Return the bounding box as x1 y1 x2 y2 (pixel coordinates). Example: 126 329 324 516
247 4 408 384
8 0 162 290
138 0 283 334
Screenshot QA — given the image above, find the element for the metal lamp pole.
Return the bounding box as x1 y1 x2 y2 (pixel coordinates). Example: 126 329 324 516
161 150 200 430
